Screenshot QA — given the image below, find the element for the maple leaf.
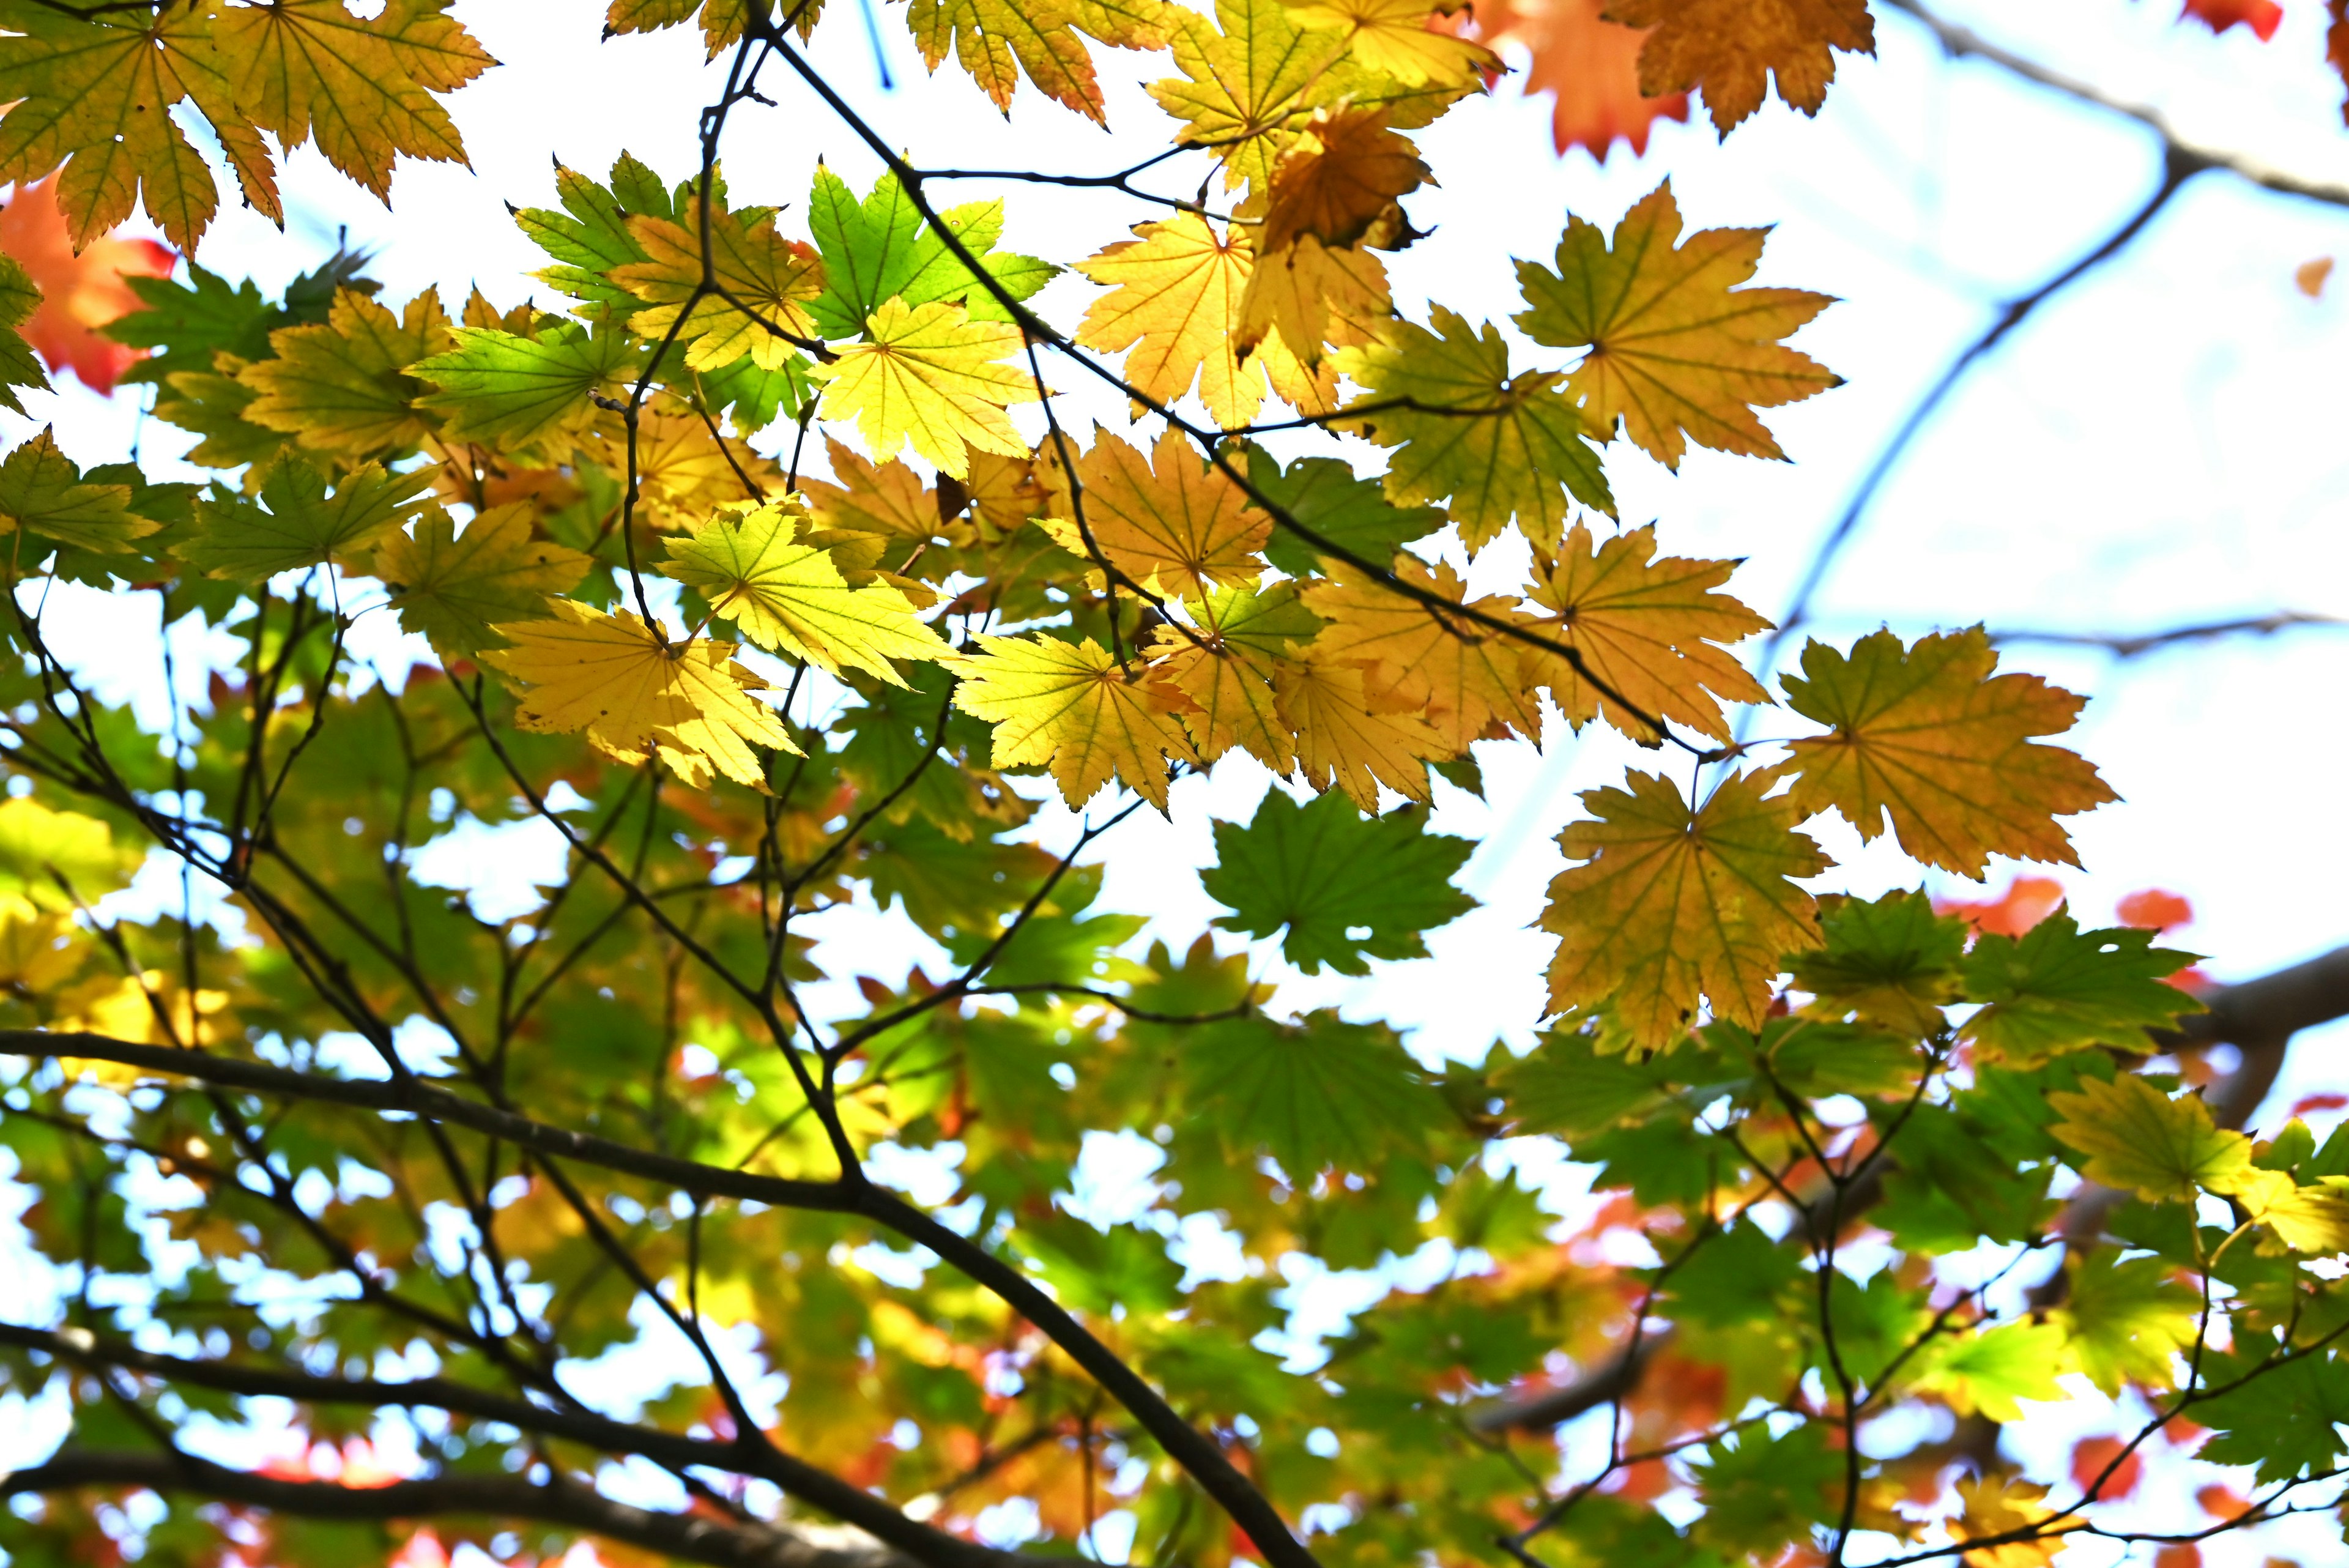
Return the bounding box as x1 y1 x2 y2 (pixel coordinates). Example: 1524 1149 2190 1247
1790 891 1965 1035
807 168 1055 341
515 152 678 323
1467 0 1690 159
811 298 1036 480
611 204 825 370
208 0 494 204
1203 788 1473 973
606 0 777 56
1541 767 1828 1049
1247 450 1442 578
1950 1474 2062 1568
907 0 1107 121
0 6 223 250
2058 1251 2199 1395
1258 105 1430 255
1337 307 1612 552
661 502 949 683
946 633 1198 810
1959 915 2202 1065
1147 582 1321 767
410 323 639 452
1037 428 1270 598
238 286 453 456
801 436 942 544
1515 181 1836 466
1301 558 1543 750
2179 0 2282 40
1781 628 2117 878
1274 650 1446 808
0 176 173 395
1519 520 1768 741
1151 0 1346 194
0 428 161 554
1182 1012 1444 1173
376 504 592 655
2047 1074 2252 1205
483 600 800 789
1605 0 1875 134
1075 215 1267 430
1234 228 1392 368
176 455 435 582
1286 0 1499 85
0 255 45 414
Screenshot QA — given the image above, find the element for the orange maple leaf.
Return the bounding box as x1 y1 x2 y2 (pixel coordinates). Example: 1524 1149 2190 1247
0 176 173 394
1934 876 2064 938
1468 0 1689 159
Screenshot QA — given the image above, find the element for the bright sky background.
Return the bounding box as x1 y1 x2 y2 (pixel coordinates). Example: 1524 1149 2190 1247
6 0 2349 1560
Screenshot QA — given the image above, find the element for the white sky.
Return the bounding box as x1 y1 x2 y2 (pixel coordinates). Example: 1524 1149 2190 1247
5 2 2349 1558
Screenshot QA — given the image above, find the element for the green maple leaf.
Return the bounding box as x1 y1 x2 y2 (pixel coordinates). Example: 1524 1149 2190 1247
1014 1211 1183 1316
514 152 673 321
1666 1221 1802 1328
806 166 1055 340
1789 891 1966 1035
0 255 48 414
1182 1011 1444 1175
0 429 161 554
1244 447 1444 578
1688 1423 1837 1558
2057 1249 2197 1394
1200 789 1474 976
2195 1343 2349 1484
1961 914 2203 1065
1911 1319 2065 1422
375 504 592 654
176 455 435 582
410 322 639 450
1498 1027 1677 1141
1335 306 1613 553
0 796 139 906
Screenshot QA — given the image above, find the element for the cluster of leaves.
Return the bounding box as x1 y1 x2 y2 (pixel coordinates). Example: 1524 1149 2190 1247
0 6 2339 1568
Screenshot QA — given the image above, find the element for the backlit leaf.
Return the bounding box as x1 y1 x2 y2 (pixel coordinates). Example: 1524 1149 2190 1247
811 298 1036 479
0 428 161 554
1074 214 1266 430
2045 1072 2251 1204
947 633 1198 810
1037 428 1269 598
176 456 434 582
410 322 638 450
1514 180 1838 466
1201 789 1473 975
1541 767 1828 1049
1606 0 1874 133
1782 628 2117 877
612 203 825 371
661 501 949 683
483 600 800 787
1959 914 2202 1065
376 504 591 654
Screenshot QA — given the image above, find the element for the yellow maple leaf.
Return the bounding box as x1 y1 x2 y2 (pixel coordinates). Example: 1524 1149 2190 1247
1285 0 1498 85
1037 429 1269 599
1075 215 1267 431
812 297 1036 480
1542 767 1828 1048
483 599 800 789
1259 105 1430 256
1604 0 1872 133
1520 521 1769 743
1235 229 1391 368
1950 1474 2064 1568
1300 559 1542 751
575 399 782 530
907 0 1108 122
0 891 84 997
1274 650 1444 808
801 436 944 544
1151 0 1346 195
947 633 1198 810
239 286 452 455
1780 628 2116 878
661 501 948 684
1514 181 1836 467
2044 1073 2251 1205
2227 1167 2349 1255
612 206 824 370
1147 583 1321 768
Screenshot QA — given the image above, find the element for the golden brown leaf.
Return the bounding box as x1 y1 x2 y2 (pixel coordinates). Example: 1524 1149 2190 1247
1300 559 1542 750
239 286 452 455
1781 628 2116 878
1274 650 1445 808
1604 0 1874 133
1075 215 1266 430
1514 180 1837 467
947 633 1198 810
1465 0 1689 159
1520 520 1768 741
1258 105 1430 256
1038 428 1271 598
1541 767 1828 1047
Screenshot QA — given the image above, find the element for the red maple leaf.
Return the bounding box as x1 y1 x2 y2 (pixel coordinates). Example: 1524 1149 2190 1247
1466 0 1689 160
2069 1434 2142 1499
0 176 175 395
2180 0 2283 39
2115 888 2193 932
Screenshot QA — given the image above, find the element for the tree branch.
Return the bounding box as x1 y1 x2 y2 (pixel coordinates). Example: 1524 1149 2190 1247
1989 611 2346 659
